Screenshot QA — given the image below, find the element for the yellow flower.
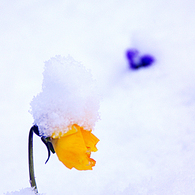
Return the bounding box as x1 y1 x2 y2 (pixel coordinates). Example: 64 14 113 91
51 124 99 170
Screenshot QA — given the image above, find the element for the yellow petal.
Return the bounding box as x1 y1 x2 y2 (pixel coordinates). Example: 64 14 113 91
51 124 99 170
80 127 99 152
51 125 78 138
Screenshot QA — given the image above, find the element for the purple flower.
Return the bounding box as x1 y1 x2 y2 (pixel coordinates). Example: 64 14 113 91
126 49 139 61
126 49 155 70
140 55 155 67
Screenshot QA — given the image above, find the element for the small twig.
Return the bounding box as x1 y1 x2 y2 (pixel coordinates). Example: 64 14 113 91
28 126 38 193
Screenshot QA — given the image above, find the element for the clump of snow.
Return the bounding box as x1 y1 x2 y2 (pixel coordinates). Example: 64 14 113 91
30 55 99 137
4 187 44 195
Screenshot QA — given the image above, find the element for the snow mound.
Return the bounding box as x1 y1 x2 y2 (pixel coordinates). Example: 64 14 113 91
30 55 99 137
4 187 44 195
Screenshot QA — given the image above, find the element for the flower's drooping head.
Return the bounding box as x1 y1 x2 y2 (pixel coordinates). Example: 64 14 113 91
51 124 99 170
30 55 100 170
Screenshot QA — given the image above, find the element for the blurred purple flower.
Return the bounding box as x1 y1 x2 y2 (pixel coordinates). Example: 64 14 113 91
126 49 155 70
140 55 155 67
126 49 139 60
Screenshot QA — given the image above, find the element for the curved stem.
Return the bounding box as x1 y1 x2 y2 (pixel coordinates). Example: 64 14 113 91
28 127 38 193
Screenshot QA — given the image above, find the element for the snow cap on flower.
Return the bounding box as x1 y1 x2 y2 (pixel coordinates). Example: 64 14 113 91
30 55 99 137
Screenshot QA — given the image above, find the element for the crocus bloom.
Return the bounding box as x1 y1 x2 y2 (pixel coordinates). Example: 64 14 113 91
51 124 99 170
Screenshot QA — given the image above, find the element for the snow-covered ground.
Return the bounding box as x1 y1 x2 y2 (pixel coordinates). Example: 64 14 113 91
1 0 195 194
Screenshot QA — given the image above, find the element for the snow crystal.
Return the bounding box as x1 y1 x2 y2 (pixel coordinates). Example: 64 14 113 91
30 55 99 137
4 187 45 195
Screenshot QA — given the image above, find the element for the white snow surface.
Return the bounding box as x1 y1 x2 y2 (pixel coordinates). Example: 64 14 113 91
30 55 99 137
5 188 44 195
1 0 195 195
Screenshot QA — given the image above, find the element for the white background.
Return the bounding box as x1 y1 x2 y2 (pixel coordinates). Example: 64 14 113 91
1 0 195 194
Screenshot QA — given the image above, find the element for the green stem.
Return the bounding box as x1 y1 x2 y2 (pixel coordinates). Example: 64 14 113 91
28 127 38 193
